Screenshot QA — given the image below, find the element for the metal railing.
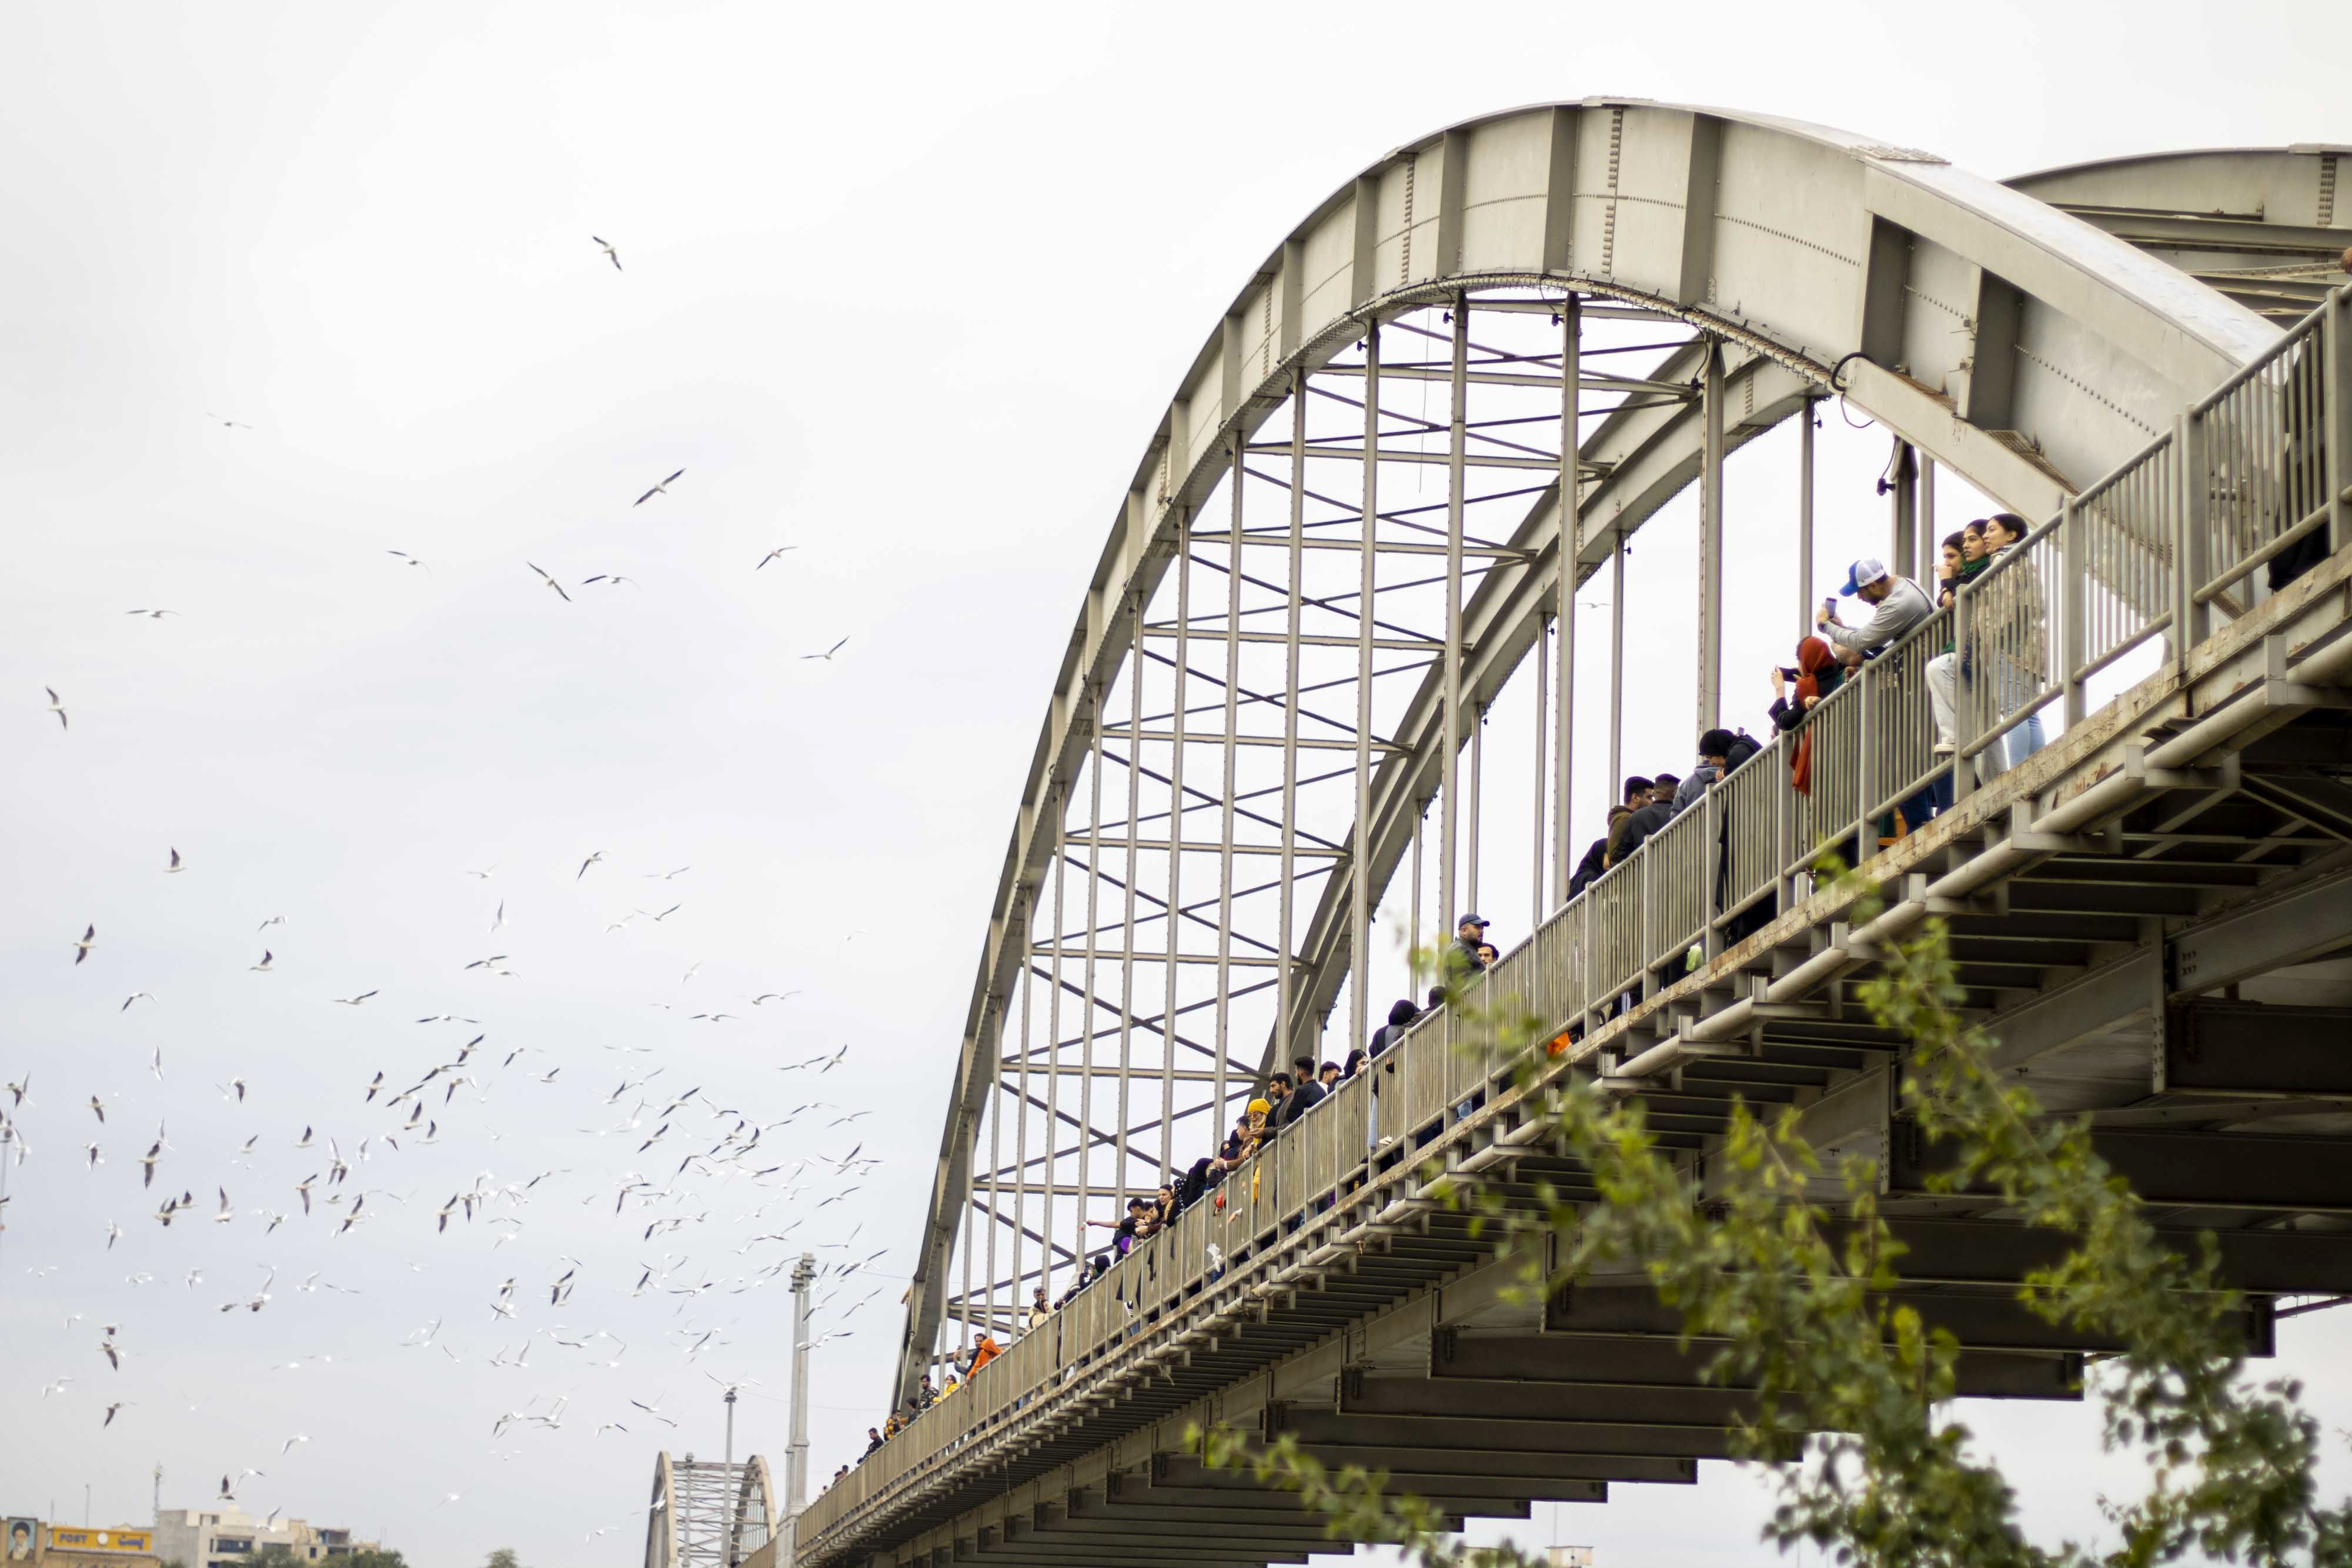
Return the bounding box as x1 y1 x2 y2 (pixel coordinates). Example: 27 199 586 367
796 285 2350 1557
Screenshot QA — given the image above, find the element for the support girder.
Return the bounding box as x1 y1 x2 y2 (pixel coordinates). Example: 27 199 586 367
1270 1405 1748 1462
1432 1330 2082 1400
1544 1281 2274 1356
1154 1452 1619 1498
1892 1124 2352 1214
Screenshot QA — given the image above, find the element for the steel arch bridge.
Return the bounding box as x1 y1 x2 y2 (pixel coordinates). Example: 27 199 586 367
647 1452 776 1568
786 99 2350 1568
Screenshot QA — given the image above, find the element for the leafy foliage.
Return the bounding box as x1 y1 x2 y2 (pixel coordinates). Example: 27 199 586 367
1194 872 2352 1566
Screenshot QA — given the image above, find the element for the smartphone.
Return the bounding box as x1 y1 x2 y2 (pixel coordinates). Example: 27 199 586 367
1778 666 1802 682
1820 597 1838 619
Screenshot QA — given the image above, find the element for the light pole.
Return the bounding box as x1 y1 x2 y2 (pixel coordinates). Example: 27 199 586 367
779 1253 814 1568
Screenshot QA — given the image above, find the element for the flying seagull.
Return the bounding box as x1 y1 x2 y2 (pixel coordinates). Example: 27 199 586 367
801 638 848 661
756 547 797 569
332 991 379 1007
250 951 275 972
592 236 621 271
74 924 96 964
527 562 571 603
203 413 252 429
126 609 180 619
633 470 685 506
385 550 429 572
581 574 641 589
165 847 185 873
46 687 68 730
122 991 155 1011
577 851 605 880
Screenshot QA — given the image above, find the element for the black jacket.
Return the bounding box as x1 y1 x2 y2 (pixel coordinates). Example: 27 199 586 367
1613 799 1676 860
1568 835 1610 896
1280 1077 1327 1126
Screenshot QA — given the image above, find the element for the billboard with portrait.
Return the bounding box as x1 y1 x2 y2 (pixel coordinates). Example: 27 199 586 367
5 1520 37 1563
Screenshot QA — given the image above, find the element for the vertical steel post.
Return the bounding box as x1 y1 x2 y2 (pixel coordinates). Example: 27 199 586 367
2173 413 2201 666
1043 789 1065 1279
1855 663 1876 862
1889 440 1919 583
1608 532 1626 793
956 1174 973 1359
1352 326 1380 1064
2327 283 2348 556
1440 297 1469 936
1075 687 1105 1265
2062 497 2088 729
1162 511 1190 1182
1952 557 1976 805
1698 336 1725 733
778 1253 813 1568
1277 369 1307 1072
1797 394 1816 642
1532 631 1548 930
1466 701 1483 917
1552 297 1580 905
983 994 1002 1343
1920 453 1939 582
1409 800 1423 981
1214 437 1242 1157
1011 946 1031 1306
1115 596 1141 1195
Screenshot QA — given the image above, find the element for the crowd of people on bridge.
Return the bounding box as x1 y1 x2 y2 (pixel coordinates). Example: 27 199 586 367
840 503 2323 1487
1560 515 2049 929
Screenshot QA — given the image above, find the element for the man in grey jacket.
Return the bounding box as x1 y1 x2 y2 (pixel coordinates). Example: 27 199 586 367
1818 557 1932 654
1818 557 1939 833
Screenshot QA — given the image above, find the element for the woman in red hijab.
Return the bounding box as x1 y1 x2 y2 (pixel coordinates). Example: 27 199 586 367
1768 637 1845 795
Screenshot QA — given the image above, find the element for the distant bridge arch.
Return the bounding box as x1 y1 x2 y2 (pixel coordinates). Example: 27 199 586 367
646 1451 774 1568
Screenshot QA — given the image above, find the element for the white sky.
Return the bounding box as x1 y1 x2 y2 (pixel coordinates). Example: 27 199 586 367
2 3 2345 1565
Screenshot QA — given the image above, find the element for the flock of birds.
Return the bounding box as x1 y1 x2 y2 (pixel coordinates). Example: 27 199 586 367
6 232 894 1542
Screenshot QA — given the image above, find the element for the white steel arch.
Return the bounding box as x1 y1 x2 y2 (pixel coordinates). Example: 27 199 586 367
894 97 2297 1400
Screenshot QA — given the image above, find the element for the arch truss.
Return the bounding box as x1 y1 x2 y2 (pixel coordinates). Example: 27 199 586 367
896 99 2323 1399
646 1452 776 1568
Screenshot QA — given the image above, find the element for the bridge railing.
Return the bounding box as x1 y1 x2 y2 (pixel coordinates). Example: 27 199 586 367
800 286 2349 1556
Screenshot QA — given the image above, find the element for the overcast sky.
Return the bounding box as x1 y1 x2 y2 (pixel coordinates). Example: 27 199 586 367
3 4 2347 1566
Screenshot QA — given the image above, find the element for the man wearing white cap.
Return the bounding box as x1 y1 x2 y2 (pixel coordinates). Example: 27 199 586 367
1818 557 1938 834
1816 557 1932 656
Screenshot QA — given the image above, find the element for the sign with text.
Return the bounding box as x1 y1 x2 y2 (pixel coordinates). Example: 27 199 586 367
44 1530 151 1554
